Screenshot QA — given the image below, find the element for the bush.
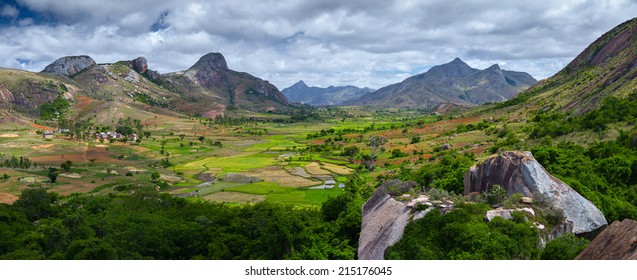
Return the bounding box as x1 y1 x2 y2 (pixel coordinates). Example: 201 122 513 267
485 185 506 205
503 193 524 208
125 172 133 177
541 234 589 260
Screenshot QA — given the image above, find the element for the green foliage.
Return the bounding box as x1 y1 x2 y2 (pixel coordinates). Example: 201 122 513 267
485 185 507 205
47 168 58 184
531 141 637 221
402 151 474 194
39 95 71 120
0 182 366 260
386 203 541 260
503 193 524 208
116 126 135 136
60 160 73 172
13 187 58 221
541 234 589 260
529 93 637 138
410 135 421 144
0 155 33 169
390 149 407 158
150 171 161 182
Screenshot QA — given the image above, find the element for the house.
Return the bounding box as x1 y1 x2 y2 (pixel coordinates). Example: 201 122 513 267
130 133 138 142
43 131 54 139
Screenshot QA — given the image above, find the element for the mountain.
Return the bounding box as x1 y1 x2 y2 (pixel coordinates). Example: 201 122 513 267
163 53 287 115
0 52 289 124
506 17 637 115
281 80 373 106
344 58 536 109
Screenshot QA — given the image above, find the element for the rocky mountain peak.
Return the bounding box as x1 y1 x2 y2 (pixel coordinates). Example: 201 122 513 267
486 64 501 72
427 57 477 79
292 80 308 88
41 55 96 76
190 52 228 72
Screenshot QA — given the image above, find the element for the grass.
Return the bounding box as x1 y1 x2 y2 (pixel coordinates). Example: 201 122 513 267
177 151 277 173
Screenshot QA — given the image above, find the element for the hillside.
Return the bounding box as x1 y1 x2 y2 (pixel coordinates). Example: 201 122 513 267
282 80 373 106
0 52 290 127
345 58 536 109
507 17 637 115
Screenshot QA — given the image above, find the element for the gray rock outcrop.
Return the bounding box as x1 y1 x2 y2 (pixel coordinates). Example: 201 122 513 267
41 55 96 76
358 193 412 260
464 151 607 235
358 180 454 260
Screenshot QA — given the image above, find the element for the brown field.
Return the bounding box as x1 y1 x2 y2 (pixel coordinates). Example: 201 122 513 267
203 191 265 203
0 192 18 204
304 162 332 175
245 166 318 187
320 163 353 175
30 146 129 165
0 133 19 138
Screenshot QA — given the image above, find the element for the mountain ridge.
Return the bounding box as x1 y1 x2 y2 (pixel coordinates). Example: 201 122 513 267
345 58 536 109
281 80 373 106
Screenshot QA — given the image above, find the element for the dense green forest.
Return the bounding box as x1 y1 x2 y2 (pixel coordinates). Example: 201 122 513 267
0 175 367 260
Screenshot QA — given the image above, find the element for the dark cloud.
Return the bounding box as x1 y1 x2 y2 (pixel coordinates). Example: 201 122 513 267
0 0 636 89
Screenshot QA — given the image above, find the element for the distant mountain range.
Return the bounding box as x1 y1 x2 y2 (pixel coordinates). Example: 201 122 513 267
281 81 373 106
344 58 536 109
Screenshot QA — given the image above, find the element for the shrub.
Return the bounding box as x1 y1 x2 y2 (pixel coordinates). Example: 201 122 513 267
541 234 589 260
503 193 524 208
485 185 506 205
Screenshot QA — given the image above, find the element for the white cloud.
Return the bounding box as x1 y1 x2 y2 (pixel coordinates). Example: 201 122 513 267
1 0 636 89
1 5 19 18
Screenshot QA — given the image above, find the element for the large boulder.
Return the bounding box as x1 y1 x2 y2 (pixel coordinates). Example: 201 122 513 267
41 55 96 76
464 151 607 235
130 57 148 73
576 219 637 260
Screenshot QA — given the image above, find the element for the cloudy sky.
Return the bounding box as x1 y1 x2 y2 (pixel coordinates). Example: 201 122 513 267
0 0 636 90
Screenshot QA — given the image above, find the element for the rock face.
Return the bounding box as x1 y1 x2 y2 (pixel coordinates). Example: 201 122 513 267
171 52 288 108
130 57 148 73
464 151 607 235
41 55 96 76
576 219 637 260
358 180 454 260
358 193 412 260
184 53 229 88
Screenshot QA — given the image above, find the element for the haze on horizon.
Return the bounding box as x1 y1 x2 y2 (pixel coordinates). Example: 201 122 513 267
0 0 636 90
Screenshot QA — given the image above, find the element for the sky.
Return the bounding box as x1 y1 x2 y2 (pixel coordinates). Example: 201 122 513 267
0 0 636 90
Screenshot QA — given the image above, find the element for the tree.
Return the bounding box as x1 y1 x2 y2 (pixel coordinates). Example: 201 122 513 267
48 168 58 184
143 131 151 140
115 126 134 136
198 136 205 143
60 160 73 172
364 136 386 171
179 134 186 141
14 187 58 221
342 146 360 163
150 171 161 182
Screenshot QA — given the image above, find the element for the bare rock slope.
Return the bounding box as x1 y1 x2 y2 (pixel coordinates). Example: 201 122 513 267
576 219 637 260
464 151 607 235
41 55 96 76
